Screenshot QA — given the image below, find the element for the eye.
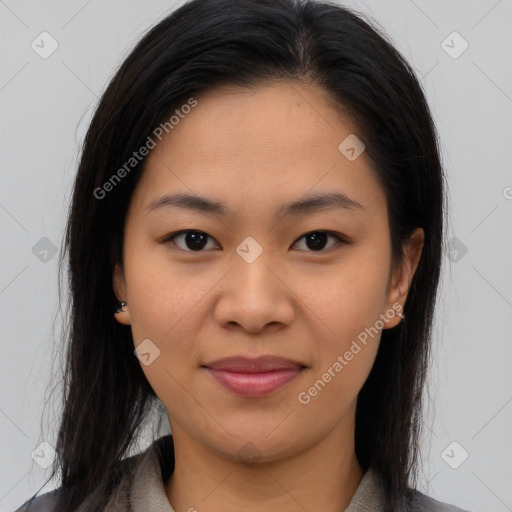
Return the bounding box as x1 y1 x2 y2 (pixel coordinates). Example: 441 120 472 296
292 230 347 252
164 229 348 253
165 230 220 252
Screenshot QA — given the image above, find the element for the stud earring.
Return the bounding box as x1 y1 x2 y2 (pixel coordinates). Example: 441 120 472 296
115 301 127 314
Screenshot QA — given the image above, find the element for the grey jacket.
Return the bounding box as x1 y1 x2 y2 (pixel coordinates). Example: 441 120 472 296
14 435 472 512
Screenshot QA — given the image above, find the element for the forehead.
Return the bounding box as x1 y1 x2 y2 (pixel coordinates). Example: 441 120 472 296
130 80 386 219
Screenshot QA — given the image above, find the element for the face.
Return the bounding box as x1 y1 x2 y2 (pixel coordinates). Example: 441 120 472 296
113 80 423 463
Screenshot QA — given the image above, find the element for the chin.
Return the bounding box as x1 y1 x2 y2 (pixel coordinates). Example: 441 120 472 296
206 428 306 464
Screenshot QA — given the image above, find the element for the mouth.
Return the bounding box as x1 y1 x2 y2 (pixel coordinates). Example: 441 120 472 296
201 355 307 398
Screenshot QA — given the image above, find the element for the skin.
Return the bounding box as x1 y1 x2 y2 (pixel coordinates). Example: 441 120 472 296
113 80 424 512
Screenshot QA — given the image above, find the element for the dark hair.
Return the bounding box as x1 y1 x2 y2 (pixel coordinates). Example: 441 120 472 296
27 0 446 510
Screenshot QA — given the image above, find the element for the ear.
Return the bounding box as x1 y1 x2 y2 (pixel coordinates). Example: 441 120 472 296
113 262 131 325
383 227 424 329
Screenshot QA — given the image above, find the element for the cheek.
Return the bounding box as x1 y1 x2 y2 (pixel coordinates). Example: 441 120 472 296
298 249 390 342
119 256 187 394
123 238 202 336
294 341 377 433
293 260 387 416
291 247 391 410
123 243 228 393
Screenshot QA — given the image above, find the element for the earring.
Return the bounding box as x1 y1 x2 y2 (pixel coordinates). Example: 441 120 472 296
115 301 127 314
395 310 405 322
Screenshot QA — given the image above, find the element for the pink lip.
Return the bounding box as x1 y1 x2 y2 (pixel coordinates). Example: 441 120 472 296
203 356 306 398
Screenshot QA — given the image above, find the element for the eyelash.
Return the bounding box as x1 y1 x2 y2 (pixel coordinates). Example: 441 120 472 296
163 230 349 253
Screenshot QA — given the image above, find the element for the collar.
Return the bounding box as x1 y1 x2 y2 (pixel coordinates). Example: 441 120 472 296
125 435 386 512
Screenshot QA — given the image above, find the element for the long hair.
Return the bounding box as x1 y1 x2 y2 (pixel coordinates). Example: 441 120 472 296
25 1 446 510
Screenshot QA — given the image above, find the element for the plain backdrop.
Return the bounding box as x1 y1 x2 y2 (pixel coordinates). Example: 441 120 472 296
1 1 511 511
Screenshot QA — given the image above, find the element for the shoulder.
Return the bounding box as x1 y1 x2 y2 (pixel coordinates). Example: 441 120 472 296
408 488 474 512
13 488 60 512
357 468 474 512
12 450 146 512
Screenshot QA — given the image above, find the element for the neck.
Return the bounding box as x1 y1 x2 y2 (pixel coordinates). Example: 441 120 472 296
164 412 364 512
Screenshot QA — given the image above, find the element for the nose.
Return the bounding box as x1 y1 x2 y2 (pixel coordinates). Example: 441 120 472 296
213 250 295 334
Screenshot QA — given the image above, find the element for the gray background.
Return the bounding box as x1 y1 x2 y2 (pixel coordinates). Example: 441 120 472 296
1 1 511 511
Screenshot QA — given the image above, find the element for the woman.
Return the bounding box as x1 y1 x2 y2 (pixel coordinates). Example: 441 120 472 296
15 0 472 510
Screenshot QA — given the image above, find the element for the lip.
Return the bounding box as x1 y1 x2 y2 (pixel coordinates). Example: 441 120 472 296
202 356 306 398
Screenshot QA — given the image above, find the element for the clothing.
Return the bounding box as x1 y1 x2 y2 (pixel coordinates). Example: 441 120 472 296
15 434 472 511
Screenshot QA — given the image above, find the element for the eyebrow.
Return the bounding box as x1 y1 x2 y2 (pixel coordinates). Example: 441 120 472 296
145 191 364 217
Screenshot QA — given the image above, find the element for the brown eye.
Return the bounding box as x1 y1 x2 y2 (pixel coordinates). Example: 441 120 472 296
165 230 220 252
164 229 347 253
292 231 346 252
